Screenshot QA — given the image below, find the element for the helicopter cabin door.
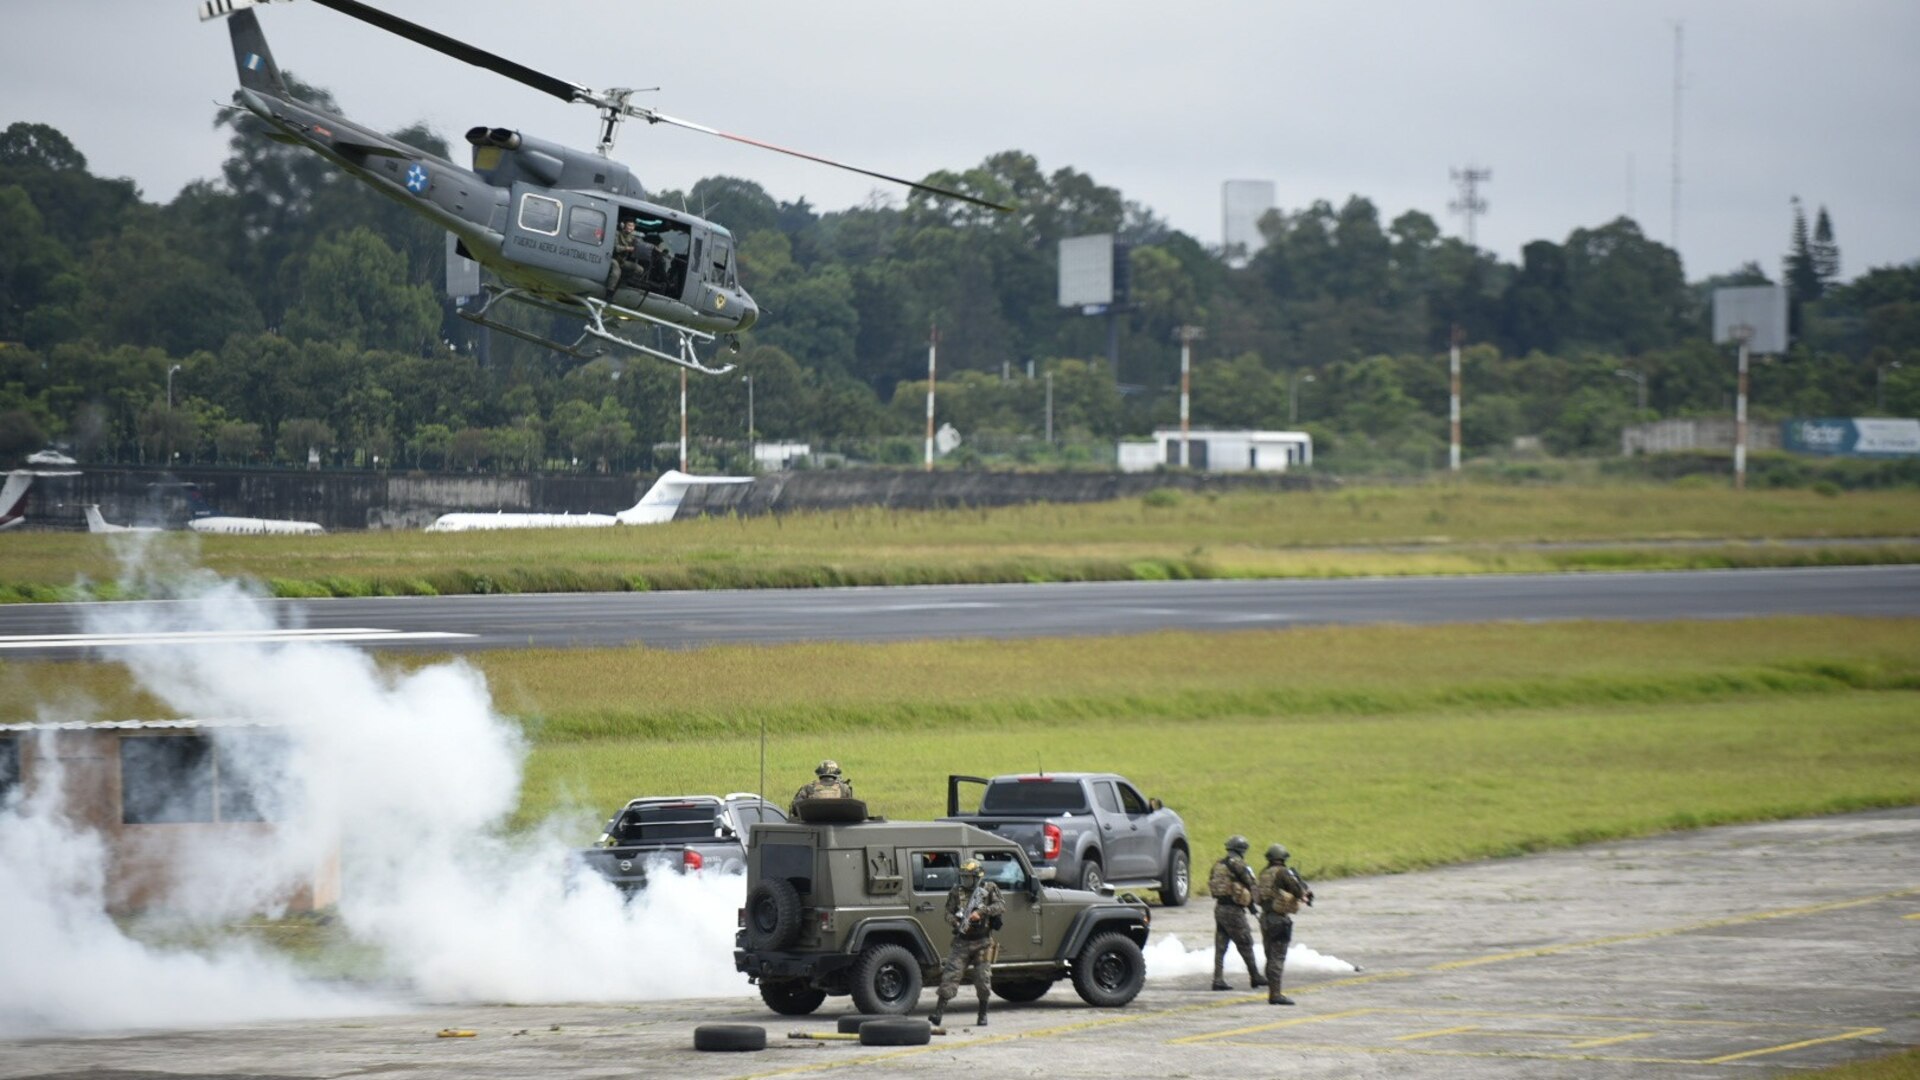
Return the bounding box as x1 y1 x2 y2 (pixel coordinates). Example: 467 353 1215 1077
504 183 614 283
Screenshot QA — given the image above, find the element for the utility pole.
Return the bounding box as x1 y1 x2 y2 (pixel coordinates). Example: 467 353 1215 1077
678 367 688 472
167 364 182 410
741 373 754 470
1449 165 1491 248
1732 326 1752 491
1448 325 1464 472
1614 368 1648 411
1289 370 1315 426
1174 326 1204 466
924 322 938 472
1044 370 1054 444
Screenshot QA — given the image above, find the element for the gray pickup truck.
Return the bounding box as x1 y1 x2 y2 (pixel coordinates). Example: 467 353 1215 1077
941 773 1190 905
577 793 786 892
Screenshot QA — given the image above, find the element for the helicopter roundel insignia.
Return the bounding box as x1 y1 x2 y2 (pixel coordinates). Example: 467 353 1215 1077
404 163 431 195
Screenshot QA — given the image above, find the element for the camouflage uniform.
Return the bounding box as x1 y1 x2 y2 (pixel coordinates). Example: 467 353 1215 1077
1255 849 1311 1005
1209 845 1266 990
931 871 1004 1026
790 760 855 817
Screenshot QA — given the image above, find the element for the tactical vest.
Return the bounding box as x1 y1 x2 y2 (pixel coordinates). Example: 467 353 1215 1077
1208 858 1252 905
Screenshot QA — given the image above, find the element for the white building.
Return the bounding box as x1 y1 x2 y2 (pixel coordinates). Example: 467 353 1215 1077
752 441 812 470
1118 428 1313 473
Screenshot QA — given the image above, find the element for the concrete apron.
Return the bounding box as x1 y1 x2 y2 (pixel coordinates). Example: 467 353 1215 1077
5 807 1915 1079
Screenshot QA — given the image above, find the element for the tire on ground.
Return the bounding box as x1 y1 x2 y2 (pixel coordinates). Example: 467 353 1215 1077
1071 931 1146 1007
758 978 826 1016
743 878 803 950
835 1013 891 1034
849 943 923 1015
859 1017 932 1046
693 1024 767 1052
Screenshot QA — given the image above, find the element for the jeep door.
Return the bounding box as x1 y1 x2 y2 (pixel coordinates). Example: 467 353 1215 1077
972 849 1045 962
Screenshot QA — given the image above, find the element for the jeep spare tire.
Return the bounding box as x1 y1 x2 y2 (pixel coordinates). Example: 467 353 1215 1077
793 796 868 824
1071 931 1146 1007
743 879 803 950
758 978 826 1016
693 1024 767 1052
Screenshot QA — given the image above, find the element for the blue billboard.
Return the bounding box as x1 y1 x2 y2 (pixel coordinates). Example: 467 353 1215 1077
1782 418 1920 458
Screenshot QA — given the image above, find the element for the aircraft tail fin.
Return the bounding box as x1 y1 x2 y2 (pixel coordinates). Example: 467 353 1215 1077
84 505 111 534
616 470 753 525
221 7 290 96
0 471 31 529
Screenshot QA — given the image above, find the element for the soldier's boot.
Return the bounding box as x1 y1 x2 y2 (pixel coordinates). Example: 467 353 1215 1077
1268 964 1293 1005
928 994 947 1026
1242 944 1267 988
976 1000 989 1027
1211 946 1230 990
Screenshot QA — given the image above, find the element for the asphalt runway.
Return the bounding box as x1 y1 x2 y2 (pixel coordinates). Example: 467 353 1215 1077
0 566 1916 658
6 808 1914 1079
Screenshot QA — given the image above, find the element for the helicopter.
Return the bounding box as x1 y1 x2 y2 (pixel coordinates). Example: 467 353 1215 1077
198 0 1008 375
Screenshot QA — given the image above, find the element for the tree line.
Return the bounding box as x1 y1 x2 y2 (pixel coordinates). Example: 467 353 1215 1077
2 101 1916 474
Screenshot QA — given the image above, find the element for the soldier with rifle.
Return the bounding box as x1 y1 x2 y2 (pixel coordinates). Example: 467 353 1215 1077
1255 842 1314 1005
930 859 1004 1027
1208 835 1269 991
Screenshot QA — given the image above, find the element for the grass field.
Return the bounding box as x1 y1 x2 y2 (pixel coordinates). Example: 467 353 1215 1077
12 617 1917 881
4 482 1919 601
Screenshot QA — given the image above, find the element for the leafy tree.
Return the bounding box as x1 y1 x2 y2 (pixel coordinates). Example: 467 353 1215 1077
276 417 334 465
213 420 262 463
0 409 46 460
282 227 439 353
1784 197 1823 304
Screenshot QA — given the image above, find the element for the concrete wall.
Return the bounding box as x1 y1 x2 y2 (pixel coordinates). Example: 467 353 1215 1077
21 466 1318 531
1622 418 1782 456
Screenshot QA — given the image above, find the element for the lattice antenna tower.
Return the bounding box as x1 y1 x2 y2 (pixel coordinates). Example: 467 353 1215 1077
1449 165 1491 248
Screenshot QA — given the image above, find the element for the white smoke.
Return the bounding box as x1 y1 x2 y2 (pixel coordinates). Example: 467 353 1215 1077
1144 933 1357 980
0 564 754 1036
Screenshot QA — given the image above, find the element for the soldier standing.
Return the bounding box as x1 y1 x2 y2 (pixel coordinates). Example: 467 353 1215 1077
930 859 1004 1027
789 759 854 817
1208 835 1269 991
1255 842 1313 1005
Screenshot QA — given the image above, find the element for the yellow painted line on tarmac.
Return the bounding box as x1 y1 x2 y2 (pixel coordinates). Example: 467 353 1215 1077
1565 1032 1657 1049
1704 1027 1886 1065
1169 1008 1376 1046
1430 885 1920 971
1393 1024 1481 1042
1903 912 1920 920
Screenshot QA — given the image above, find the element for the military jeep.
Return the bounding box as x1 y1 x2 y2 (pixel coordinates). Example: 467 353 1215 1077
734 809 1153 1016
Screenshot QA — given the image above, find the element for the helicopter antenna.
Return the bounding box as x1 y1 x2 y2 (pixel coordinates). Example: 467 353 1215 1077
303 0 1013 212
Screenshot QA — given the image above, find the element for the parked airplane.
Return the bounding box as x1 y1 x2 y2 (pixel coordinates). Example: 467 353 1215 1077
425 470 752 532
84 505 163 534
2 468 82 530
180 487 325 535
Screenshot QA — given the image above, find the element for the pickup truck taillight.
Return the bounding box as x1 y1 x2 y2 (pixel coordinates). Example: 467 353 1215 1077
1043 822 1062 861
683 849 704 871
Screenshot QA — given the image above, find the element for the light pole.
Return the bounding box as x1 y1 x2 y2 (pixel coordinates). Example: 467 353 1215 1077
1614 368 1648 411
741 373 754 469
167 364 182 410
1289 370 1316 426
1173 326 1204 467
1879 361 1902 413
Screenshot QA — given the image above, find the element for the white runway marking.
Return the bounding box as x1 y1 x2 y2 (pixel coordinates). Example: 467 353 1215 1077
0 628 475 650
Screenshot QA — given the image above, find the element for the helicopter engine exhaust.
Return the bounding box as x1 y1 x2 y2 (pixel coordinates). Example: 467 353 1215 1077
464 127 523 151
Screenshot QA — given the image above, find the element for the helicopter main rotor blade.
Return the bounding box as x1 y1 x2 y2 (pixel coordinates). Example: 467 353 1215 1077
632 108 1012 213
305 0 584 104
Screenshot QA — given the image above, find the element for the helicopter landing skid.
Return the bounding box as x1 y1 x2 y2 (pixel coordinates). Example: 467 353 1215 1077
458 287 735 375
457 288 608 362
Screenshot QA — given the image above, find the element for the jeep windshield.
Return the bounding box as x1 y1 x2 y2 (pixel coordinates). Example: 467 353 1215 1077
979 779 1089 815
609 800 724 844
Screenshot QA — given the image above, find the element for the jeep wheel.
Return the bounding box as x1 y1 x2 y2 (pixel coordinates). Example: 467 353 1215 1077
1077 857 1104 893
758 978 826 1016
850 943 923 1015
991 979 1051 1003
1160 846 1191 907
1071 932 1146 1007
743 879 803 950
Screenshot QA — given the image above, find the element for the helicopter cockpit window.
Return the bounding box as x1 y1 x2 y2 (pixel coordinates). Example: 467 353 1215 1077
517 193 561 236
567 206 607 245
711 237 735 288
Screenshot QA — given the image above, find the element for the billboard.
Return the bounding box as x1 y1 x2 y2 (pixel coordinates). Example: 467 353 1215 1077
1058 234 1115 308
1782 418 1920 457
1712 285 1789 354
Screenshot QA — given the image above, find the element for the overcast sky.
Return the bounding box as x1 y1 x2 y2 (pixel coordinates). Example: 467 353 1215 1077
4 1 1916 281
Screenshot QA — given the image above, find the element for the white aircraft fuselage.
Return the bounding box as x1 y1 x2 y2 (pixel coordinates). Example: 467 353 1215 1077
425 470 752 533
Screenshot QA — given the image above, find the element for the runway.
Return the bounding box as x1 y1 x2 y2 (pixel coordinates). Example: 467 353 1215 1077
0 565 1914 659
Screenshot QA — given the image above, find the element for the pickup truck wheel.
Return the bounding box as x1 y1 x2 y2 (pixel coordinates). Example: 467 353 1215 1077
849 943 923 1015
758 978 826 1016
1071 932 1146 1007
1160 846 1191 907
743 879 803 950
1077 857 1104 893
991 979 1051 1003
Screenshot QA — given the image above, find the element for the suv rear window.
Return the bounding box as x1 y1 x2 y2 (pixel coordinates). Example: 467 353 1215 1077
980 779 1088 815
612 800 723 843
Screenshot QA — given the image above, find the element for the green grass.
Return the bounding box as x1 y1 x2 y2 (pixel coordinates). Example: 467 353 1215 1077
1804 1050 1920 1080
13 617 1915 882
4 482 1918 601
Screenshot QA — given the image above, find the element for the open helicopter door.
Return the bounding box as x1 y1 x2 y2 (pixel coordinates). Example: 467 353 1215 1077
445 233 480 299
504 184 615 282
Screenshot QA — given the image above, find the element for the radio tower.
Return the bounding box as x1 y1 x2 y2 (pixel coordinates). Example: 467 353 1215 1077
1449 165 1491 248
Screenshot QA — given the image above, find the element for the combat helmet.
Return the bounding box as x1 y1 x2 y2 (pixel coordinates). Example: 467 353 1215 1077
815 759 842 779
958 859 982 883
1225 834 1250 855
1266 843 1290 864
